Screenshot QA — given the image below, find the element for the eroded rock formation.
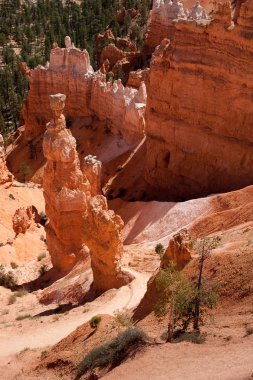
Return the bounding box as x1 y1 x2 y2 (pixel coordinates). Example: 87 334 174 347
162 229 192 270
145 0 210 51
91 76 146 144
145 0 253 200
13 206 40 236
23 36 146 146
23 38 93 139
0 134 13 186
43 93 131 292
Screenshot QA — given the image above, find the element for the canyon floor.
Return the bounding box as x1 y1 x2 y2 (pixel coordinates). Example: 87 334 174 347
1 181 253 379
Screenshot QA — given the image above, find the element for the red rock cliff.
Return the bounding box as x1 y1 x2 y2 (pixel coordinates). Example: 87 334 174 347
145 1 253 200
23 37 146 146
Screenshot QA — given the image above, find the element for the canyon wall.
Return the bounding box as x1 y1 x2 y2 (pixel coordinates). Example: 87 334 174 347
145 1 253 200
23 37 146 145
43 93 131 292
23 44 94 139
145 0 210 52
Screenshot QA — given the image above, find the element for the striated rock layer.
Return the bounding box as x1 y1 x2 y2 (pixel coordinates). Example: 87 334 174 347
145 1 253 200
23 37 146 146
145 0 210 52
43 93 131 292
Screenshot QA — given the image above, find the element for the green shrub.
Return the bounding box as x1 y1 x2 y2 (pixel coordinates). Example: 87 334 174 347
15 288 28 297
37 253 46 262
114 310 133 327
8 295 17 305
41 350 48 359
16 314 31 321
0 270 17 290
173 331 205 344
89 315 102 329
155 262 219 341
10 262 18 269
38 264 48 276
77 328 146 378
245 326 253 336
155 243 165 258
161 330 205 344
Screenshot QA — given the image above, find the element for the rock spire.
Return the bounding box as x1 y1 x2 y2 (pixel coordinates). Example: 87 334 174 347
43 94 131 293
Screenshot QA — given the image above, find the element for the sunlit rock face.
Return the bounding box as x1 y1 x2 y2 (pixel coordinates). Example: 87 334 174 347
23 36 146 146
162 229 193 270
43 93 131 292
145 1 253 200
90 76 146 144
145 0 210 52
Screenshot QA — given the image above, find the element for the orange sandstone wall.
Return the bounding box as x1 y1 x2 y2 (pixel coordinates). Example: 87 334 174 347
145 2 253 200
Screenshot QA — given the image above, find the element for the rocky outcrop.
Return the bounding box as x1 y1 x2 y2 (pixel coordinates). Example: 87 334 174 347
162 229 192 270
43 93 131 292
127 69 149 89
12 206 40 236
0 134 13 186
23 37 146 146
90 76 146 144
23 37 94 139
145 1 253 200
145 0 210 51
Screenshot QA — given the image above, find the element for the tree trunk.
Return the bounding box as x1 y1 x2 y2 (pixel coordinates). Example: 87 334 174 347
167 296 175 342
194 241 205 331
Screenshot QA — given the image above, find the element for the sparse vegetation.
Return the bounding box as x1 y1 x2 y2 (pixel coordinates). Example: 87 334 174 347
16 314 32 321
40 235 46 242
15 288 28 298
155 243 165 258
77 327 147 378
160 330 205 344
245 326 253 336
90 315 102 329
114 309 133 327
8 294 17 305
155 260 219 342
20 347 30 354
0 270 17 290
41 350 48 359
10 261 18 269
38 264 48 276
37 253 46 262
8 193 15 200
174 331 206 344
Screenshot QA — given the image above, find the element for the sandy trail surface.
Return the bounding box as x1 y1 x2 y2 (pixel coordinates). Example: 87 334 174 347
105 339 253 380
0 268 149 358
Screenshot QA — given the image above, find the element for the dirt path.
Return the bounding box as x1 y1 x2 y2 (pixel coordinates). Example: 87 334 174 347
0 268 149 357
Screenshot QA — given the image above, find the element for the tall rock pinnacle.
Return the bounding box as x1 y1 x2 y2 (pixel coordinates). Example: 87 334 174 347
43 94 131 293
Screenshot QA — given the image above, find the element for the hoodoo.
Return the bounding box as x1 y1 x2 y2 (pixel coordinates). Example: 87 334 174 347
43 93 131 291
